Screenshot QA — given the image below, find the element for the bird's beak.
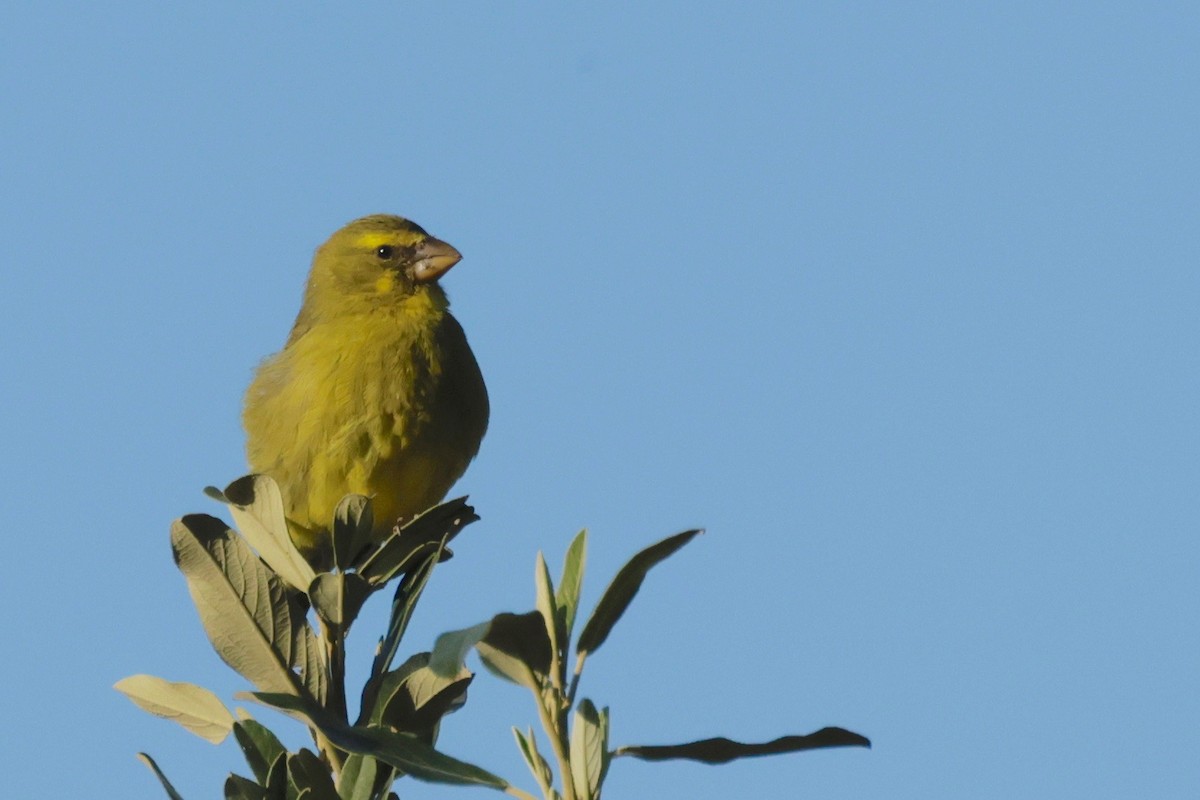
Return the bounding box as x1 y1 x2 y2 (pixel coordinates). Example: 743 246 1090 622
411 237 462 283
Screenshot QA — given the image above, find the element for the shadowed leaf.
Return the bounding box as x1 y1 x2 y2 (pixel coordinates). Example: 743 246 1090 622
614 727 871 763
308 572 371 628
243 691 509 790
223 774 266 800
331 494 373 570
474 611 552 690
358 497 477 585
576 529 702 658
232 719 286 784
287 749 339 800
362 652 472 738
116 675 234 744
430 620 491 677
137 753 186 800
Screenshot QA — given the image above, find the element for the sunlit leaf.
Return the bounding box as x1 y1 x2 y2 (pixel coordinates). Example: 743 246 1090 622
614 727 871 762
170 515 306 697
576 529 702 659
337 753 381 800
116 674 234 744
218 475 316 593
556 530 587 640
535 552 563 675
569 699 607 800
513 727 554 797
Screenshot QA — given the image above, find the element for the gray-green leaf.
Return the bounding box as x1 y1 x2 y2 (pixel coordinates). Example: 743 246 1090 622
429 620 491 677
534 552 563 670
474 611 552 690
308 572 371 629
286 749 339 800
137 753 186 800
243 692 509 790
576 529 702 659
170 515 307 697
358 497 477 586
232 719 287 784
336 753 380 800
512 727 554 796
569 699 608 800
613 727 871 762
224 774 267 800
115 674 234 744
217 475 317 593
556 530 587 640
331 494 374 570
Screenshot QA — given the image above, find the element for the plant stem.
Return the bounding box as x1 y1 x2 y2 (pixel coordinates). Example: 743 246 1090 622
566 652 586 706
321 618 349 722
535 689 577 800
505 787 541 800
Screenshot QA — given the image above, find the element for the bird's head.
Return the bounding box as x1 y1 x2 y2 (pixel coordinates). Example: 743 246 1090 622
306 215 462 310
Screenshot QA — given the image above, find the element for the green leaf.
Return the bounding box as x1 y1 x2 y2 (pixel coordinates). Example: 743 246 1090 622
137 753 186 800
265 753 288 799
576 529 702 659
358 497 478 586
363 652 473 738
331 494 374 570
291 617 327 707
569 700 607 800
218 475 317 593
232 719 287 784
613 727 872 762
368 547 442 683
513 727 554 797
224 774 267 800
429 620 491 677
170 515 307 697
308 572 372 629
555 530 587 640
115 674 234 744
336 754 379 800
242 692 509 790
474 611 552 690
534 552 563 674
286 749 339 800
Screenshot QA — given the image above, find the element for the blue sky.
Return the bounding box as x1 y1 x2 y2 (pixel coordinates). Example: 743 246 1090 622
2 2 1196 798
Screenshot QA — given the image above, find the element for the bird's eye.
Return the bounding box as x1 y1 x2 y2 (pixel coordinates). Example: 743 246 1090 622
375 245 395 260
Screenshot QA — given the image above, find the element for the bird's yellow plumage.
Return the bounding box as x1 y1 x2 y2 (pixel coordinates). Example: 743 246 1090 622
243 215 488 553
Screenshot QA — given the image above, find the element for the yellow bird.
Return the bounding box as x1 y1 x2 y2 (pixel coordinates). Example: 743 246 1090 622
243 215 488 554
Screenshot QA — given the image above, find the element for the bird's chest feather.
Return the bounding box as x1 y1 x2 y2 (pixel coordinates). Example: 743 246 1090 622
294 310 444 464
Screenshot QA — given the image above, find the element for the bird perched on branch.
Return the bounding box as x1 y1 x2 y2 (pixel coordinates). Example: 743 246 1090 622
243 214 488 554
